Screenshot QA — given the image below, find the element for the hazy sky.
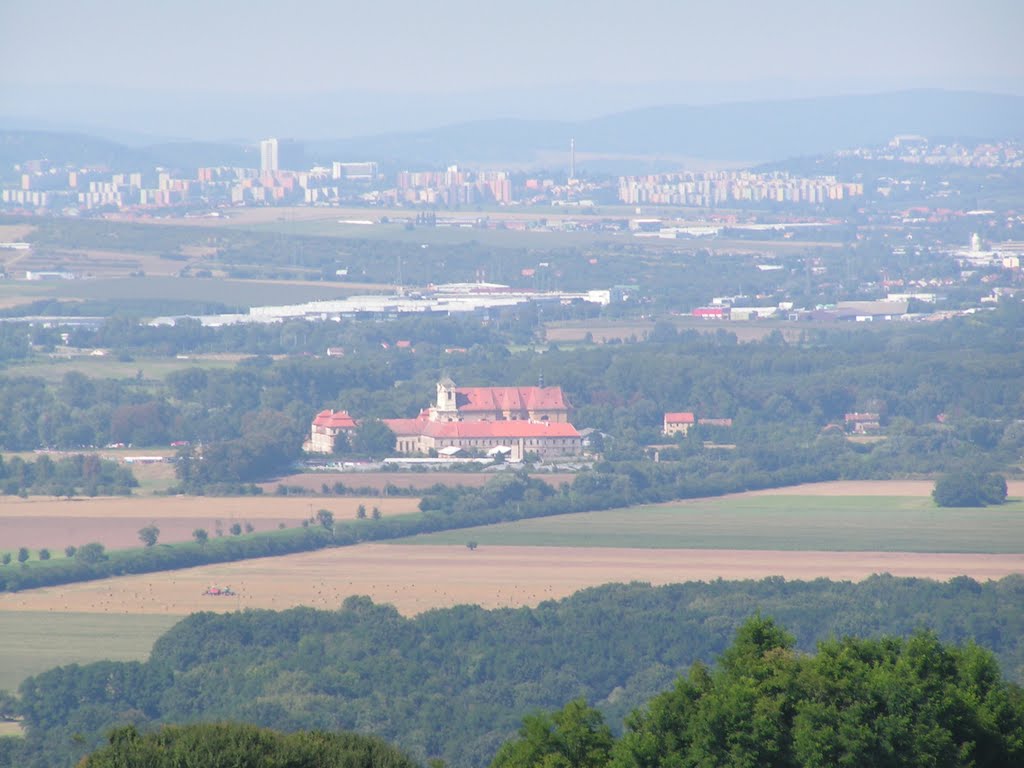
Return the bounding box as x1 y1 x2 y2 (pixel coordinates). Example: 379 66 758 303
2 0 1022 95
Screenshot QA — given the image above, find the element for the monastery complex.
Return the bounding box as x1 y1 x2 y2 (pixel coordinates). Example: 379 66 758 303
305 379 584 461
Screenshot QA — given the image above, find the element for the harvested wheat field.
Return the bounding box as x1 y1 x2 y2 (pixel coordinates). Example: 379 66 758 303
1 544 1020 617
0 495 420 549
748 480 1024 497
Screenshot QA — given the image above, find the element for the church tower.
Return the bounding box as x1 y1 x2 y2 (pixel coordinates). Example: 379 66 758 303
433 377 459 421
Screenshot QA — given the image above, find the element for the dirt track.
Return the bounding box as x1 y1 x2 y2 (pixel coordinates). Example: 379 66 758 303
1 544 1019 616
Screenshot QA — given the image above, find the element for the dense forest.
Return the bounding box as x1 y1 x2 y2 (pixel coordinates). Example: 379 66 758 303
63 620 1024 768
77 723 419 768
4 575 1023 767
493 617 1024 768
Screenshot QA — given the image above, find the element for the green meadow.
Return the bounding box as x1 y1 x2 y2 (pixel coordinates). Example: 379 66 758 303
398 495 1024 554
0 612 181 692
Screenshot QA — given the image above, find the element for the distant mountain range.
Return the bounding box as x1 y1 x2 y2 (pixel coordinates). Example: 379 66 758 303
310 90 1024 167
2 90 1022 173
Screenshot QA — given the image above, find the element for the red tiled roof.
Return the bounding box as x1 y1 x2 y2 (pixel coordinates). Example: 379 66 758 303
455 386 569 413
422 421 581 439
313 409 357 429
382 416 430 436
664 412 695 424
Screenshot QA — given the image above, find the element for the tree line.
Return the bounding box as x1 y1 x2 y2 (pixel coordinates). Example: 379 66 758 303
2 303 1023 492
0 454 835 594
0 453 136 497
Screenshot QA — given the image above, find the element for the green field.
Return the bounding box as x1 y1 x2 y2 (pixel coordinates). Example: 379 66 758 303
238 217 616 247
235 217 837 254
0 276 364 307
0 612 181 692
0 722 21 737
397 495 1024 553
0 355 240 383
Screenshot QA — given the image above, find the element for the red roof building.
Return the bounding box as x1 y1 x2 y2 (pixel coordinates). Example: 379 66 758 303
382 413 582 460
305 381 584 460
692 307 729 319
385 379 580 459
431 379 571 423
663 411 696 436
304 409 358 454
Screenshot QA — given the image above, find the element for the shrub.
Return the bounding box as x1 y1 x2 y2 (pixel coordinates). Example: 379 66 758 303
933 471 1008 507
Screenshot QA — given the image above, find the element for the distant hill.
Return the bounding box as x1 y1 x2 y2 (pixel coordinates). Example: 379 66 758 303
3 90 1022 173
309 89 1024 166
0 130 152 175
0 131 255 177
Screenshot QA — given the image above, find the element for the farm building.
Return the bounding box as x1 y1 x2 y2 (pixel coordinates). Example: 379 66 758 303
304 409 358 454
663 412 696 436
845 412 882 435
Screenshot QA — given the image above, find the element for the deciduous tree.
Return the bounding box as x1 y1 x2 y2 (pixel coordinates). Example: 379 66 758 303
138 525 160 548
315 509 334 530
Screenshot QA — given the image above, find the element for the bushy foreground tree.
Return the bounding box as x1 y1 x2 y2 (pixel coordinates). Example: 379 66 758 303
497 617 1024 768
80 722 418 768
492 698 614 768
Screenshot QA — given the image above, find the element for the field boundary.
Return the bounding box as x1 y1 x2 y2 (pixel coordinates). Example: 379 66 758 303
2 544 1020 617
5 477 1020 594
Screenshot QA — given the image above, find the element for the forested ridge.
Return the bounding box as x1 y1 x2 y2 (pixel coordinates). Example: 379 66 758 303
4 575 1023 767
493 617 1024 768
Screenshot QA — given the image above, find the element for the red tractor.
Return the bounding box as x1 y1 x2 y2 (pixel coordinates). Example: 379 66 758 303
202 585 236 596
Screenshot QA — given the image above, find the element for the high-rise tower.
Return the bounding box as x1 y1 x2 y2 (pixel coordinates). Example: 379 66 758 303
259 138 279 174
569 137 576 181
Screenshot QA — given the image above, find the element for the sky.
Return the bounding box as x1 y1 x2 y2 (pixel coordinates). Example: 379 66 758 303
1 0 1022 139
